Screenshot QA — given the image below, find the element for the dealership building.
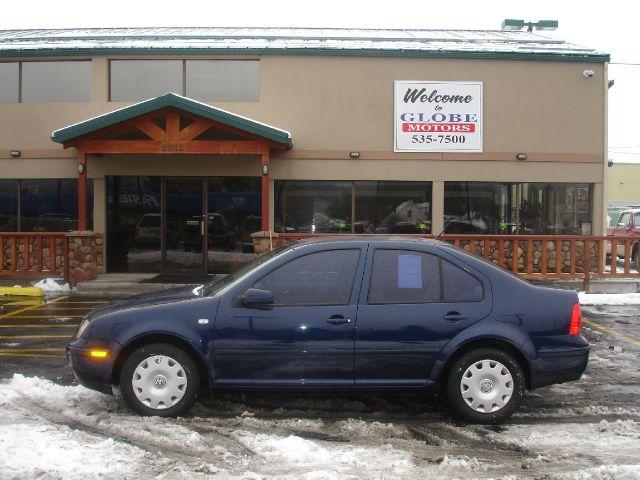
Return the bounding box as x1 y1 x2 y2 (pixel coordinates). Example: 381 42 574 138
0 27 609 278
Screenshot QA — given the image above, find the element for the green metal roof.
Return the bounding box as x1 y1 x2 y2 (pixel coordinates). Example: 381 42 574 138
0 27 610 63
51 92 293 148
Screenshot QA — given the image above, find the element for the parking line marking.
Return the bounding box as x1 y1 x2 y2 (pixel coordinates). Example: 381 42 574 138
28 308 94 311
3 315 84 319
0 335 72 339
0 324 78 328
583 318 640 348
0 348 66 352
48 296 70 303
0 353 65 359
0 302 50 320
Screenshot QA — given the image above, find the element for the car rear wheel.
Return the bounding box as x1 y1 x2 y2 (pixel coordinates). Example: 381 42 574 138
447 348 525 424
120 343 200 417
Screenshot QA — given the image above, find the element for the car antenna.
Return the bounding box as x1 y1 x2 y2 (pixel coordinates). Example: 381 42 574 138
435 217 452 240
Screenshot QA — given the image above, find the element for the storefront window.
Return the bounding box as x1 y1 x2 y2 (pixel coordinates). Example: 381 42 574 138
20 179 92 232
444 182 593 235
0 63 19 102
0 180 18 231
186 60 259 101
110 60 183 102
275 181 352 233
275 181 432 234
22 61 91 102
355 181 432 234
107 176 161 273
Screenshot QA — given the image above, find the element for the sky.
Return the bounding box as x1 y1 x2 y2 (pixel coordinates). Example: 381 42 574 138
1 0 638 163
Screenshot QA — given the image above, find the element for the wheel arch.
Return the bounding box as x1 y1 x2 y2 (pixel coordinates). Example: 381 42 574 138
112 333 210 391
438 338 532 391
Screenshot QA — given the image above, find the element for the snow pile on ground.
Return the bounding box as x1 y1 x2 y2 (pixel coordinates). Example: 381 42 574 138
32 277 71 292
579 292 640 305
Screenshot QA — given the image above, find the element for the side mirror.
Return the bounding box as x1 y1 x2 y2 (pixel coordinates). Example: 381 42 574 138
241 288 274 309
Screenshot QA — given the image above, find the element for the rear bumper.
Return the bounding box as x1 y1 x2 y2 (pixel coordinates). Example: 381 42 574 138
531 345 589 389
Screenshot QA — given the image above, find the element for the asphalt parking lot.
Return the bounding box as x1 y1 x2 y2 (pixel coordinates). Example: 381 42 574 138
0 295 110 383
1 293 640 478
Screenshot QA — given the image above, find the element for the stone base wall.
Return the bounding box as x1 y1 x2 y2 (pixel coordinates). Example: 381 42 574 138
67 232 104 284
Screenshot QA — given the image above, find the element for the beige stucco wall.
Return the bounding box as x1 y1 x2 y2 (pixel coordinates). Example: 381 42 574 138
0 53 608 236
608 163 640 202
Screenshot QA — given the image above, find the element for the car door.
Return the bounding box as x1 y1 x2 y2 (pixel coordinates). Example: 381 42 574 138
213 246 365 386
355 245 492 386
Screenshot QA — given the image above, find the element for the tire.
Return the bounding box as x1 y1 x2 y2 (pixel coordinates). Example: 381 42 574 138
119 343 200 417
447 348 525 424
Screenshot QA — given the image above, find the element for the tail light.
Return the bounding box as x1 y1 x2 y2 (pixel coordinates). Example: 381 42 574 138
569 303 582 335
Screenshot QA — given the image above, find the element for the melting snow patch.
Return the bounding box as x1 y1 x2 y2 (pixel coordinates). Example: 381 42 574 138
579 292 640 305
32 277 71 292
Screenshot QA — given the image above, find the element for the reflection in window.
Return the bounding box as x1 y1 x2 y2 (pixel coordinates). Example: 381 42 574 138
107 176 161 273
254 249 360 305
0 180 18 231
444 182 593 235
275 181 432 234
22 61 91 102
275 181 352 233
355 181 431 234
20 179 92 232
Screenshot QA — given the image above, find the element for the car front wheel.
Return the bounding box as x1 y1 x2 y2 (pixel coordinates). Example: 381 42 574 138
120 343 200 417
447 348 525 424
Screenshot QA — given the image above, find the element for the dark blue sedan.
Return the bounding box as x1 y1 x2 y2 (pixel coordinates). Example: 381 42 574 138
68 237 588 424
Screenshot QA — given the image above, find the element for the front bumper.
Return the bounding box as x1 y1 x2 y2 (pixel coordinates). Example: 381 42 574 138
67 338 121 395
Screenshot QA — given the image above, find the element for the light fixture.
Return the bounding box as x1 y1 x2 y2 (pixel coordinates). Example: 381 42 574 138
582 69 595 78
608 159 614 167
349 151 361 159
516 153 528 161
9 150 21 158
501 19 558 33
261 164 269 176
78 163 85 174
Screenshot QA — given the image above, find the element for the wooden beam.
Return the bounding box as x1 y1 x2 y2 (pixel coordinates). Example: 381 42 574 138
179 118 214 141
137 119 166 141
75 139 266 155
78 152 88 231
261 148 270 231
166 111 181 142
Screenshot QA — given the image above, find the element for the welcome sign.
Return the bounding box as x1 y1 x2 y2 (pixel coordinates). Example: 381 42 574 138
394 81 483 152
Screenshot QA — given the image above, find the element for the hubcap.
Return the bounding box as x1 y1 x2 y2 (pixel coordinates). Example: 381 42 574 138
131 354 187 410
460 359 513 413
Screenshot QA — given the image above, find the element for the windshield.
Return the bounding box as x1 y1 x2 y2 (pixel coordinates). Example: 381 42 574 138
201 245 289 297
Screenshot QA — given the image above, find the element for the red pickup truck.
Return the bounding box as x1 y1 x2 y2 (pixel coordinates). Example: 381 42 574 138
606 208 640 267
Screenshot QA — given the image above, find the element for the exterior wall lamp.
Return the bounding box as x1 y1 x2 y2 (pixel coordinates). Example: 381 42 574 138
78 163 86 174
349 152 361 159
10 150 21 158
516 153 528 161
261 164 269 176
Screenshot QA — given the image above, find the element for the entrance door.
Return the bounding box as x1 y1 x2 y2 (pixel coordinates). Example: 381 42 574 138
164 177 206 273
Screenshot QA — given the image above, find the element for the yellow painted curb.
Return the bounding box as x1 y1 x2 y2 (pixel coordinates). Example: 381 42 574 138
0 286 45 297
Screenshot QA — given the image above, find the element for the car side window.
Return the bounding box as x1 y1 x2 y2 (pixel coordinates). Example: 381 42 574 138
368 249 483 304
619 213 631 227
368 250 441 304
441 259 483 302
634 213 640 228
253 249 360 306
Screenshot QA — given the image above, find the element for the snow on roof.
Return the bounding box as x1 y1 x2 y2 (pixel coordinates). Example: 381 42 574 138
0 27 608 61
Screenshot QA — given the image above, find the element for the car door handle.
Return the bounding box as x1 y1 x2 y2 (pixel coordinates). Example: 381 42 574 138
327 315 352 325
443 312 467 322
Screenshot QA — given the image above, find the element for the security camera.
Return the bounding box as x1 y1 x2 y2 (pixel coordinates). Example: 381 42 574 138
582 69 595 78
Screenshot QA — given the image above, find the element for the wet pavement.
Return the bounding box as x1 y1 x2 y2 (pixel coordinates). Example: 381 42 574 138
0 294 112 384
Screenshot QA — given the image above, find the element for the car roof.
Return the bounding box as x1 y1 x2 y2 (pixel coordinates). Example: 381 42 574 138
288 235 447 247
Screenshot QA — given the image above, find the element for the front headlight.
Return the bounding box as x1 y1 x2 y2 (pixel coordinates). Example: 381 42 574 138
76 318 90 338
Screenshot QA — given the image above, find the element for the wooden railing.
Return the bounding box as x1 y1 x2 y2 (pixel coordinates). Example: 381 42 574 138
278 233 640 291
0 233 69 283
